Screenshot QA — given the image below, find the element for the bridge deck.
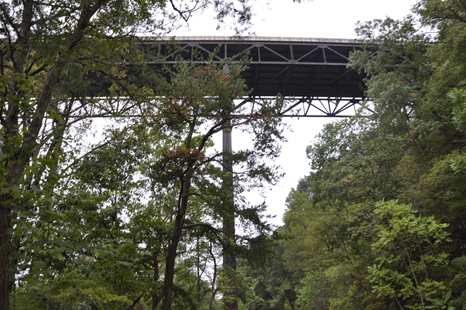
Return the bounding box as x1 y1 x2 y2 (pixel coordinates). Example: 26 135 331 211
134 37 367 116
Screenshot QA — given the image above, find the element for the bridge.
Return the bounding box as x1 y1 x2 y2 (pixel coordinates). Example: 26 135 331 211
137 36 366 117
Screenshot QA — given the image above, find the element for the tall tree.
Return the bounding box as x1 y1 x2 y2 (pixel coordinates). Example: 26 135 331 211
0 0 265 308
270 1 466 308
139 59 285 309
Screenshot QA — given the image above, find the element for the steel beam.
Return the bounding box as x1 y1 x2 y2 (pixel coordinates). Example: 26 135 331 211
137 36 367 117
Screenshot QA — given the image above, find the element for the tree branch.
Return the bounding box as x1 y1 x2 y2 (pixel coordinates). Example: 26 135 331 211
182 223 225 247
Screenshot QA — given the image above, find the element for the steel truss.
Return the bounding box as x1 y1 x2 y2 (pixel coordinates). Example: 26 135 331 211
138 36 367 117
239 96 363 117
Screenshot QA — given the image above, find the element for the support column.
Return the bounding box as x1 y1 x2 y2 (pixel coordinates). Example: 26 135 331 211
222 119 238 310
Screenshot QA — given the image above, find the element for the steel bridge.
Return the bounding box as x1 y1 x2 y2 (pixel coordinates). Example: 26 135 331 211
138 36 366 117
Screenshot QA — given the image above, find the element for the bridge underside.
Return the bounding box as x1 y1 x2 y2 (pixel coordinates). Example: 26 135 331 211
140 37 367 117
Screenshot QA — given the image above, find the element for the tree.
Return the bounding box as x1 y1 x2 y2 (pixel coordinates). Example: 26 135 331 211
0 0 272 308
137 58 285 309
368 201 451 310
12 55 285 309
271 1 466 308
348 0 466 258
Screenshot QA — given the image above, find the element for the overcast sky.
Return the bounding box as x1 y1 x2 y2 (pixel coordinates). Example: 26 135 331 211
175 0 419 38
172 0 420 226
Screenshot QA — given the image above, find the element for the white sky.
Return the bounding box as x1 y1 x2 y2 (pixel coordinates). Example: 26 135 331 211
171 0 419 226
175 0 419 38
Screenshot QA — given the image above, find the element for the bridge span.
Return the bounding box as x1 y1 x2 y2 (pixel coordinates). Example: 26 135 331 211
139 36 366 117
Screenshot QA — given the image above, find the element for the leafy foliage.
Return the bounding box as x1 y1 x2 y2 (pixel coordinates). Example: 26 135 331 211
0 0 285 309
250 1 466 309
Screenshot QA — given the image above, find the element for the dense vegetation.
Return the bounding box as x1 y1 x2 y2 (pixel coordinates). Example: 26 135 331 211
0 0 282 309
247 1 466 309
3 0 466 309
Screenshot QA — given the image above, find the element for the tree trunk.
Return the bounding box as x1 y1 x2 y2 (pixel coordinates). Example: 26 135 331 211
152 252 160 310
0 201 10 310
161 176 192 310
0 2 108 308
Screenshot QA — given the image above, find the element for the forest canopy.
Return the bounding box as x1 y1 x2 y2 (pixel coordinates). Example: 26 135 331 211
248 0 466 309
0 0 284 309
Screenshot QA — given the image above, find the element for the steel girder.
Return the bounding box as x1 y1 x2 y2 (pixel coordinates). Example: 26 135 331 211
139 36 367 117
